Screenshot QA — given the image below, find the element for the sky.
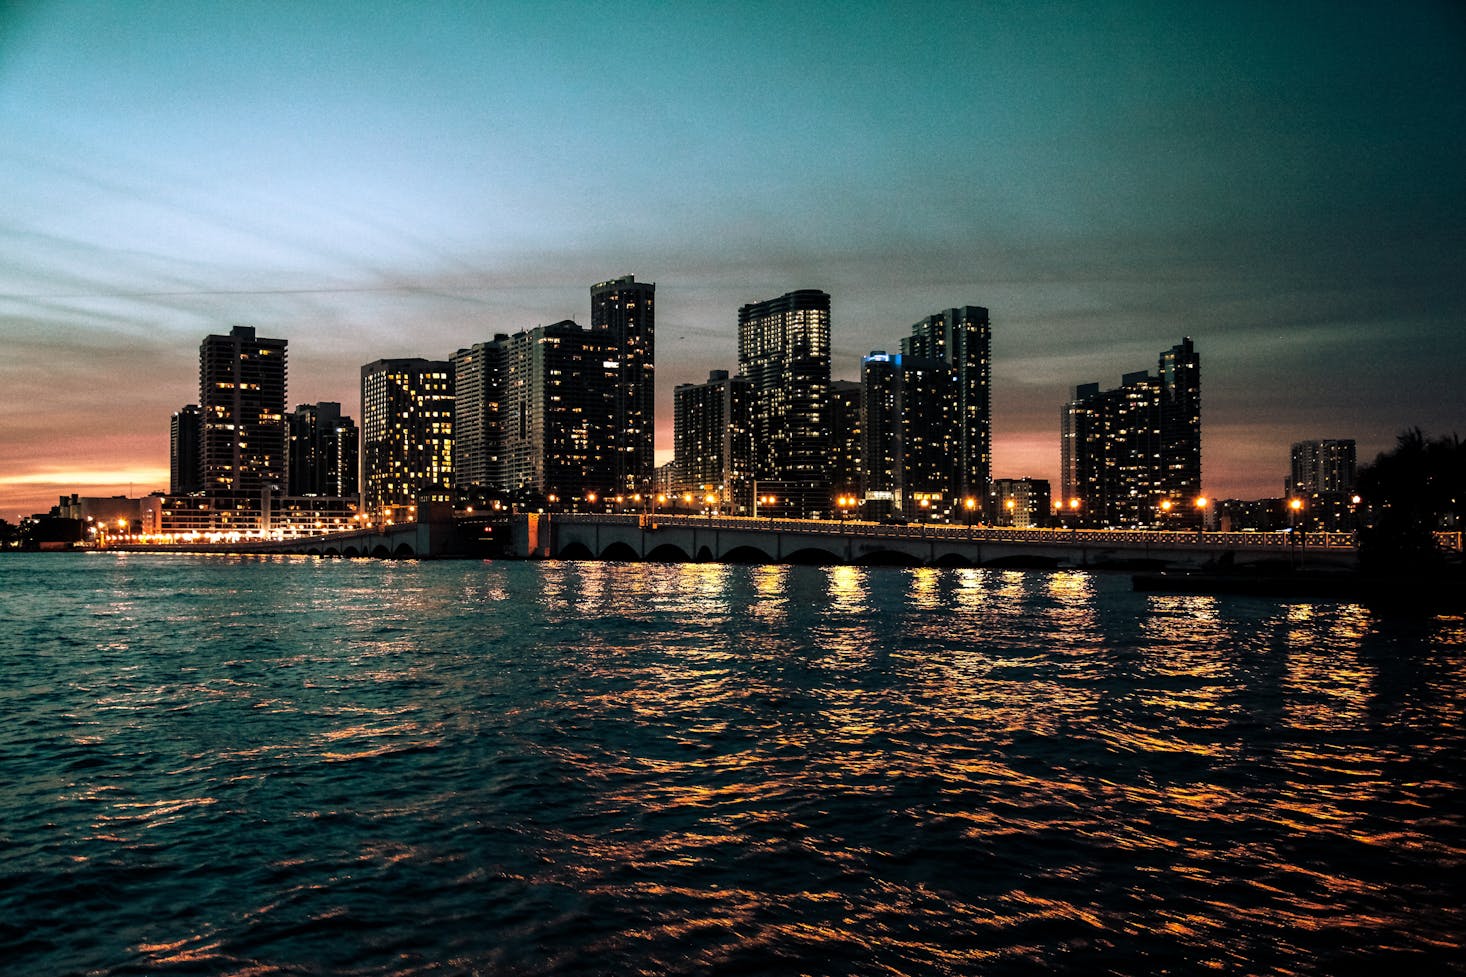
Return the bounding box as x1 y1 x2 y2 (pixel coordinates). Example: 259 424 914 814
2 0 1463 519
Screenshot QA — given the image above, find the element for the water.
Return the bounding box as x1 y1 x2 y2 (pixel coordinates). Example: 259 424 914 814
2 553 1463 976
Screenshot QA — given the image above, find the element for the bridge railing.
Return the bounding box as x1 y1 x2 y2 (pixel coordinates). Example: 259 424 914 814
550 512 1356 550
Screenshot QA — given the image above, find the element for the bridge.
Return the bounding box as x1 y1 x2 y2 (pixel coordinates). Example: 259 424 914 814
513 513 1357 569
105 516 473 559
102 511 1357 568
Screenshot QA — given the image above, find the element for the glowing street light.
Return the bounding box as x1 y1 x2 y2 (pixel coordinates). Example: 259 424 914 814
1288 497 1306 565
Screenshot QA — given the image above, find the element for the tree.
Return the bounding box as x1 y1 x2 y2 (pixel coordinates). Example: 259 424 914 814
1356 429 1465 570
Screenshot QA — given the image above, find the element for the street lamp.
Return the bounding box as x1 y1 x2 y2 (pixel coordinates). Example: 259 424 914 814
965 496 978 528
758 494 777 522
1194 496 1209 534
1288 497 1305 566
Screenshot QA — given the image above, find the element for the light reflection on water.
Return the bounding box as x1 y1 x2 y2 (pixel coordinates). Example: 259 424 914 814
1 554 1462 977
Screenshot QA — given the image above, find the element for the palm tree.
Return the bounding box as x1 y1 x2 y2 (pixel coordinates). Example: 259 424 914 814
1357 429 1464 569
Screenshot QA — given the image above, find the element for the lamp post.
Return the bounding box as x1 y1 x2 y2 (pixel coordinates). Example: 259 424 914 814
759 494 777 523
966 496 979 529
1288 497 1304 567
1194 496 1209 536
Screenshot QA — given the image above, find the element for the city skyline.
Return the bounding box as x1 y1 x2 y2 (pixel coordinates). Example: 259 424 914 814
4 2 1464 517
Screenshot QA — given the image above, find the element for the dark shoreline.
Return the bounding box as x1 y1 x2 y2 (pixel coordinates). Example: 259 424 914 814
1133 567 1465 610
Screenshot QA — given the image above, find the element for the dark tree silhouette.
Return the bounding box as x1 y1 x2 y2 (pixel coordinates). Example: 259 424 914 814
1356 429 1465 570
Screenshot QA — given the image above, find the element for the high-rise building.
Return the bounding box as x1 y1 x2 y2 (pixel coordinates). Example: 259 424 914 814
673 370 754 511
988 477 1051 528
451 339 508 492
1289 439 1356 496
493 321 616 502
286 402 359 498
861 352 958 519
738 289 831 516
591 276 656 495
170 404 203 495
1159 337 1201 505
360 359 454 514
199 325 287 496
827 379 863 500
902 306 991 496
1061 338 1201 528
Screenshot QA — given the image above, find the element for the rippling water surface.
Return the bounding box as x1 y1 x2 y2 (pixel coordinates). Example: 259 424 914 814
2 553 1463 976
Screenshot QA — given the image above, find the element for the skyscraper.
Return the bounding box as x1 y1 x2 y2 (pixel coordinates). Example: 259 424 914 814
491 321 616 502
902 306 991 496
827 379 863 500
199 325 287 496
287 402 358 498
1159 337 1201 505
860 352 958 519
737 289 831 516
673 370 754 511
451 339 507 492
1290 439 1357 495
360 359 454 514
169 404 203 495
1060 338 1202 528
591 275 655 495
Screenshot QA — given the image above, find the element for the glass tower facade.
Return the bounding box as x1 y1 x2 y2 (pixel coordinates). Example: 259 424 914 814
199 325 287 497
590 276 656 495
1061 337 1202 528
737 289 831 515
360 358 454 513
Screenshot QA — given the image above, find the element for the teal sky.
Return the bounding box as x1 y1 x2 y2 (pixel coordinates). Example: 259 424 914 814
2 0 1463 515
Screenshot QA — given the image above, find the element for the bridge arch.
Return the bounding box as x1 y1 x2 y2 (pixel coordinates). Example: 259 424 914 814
344 545 362 558
393 542 416 559
600 541 639 562
931 551 975 568
559 541 594 561
370 544 391 558
722 544 773 564
784 546 843 566
324 546 341 557
646 542 692 563
982 554 1063 569
854 548 922 567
